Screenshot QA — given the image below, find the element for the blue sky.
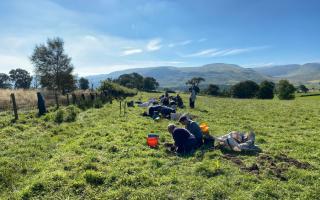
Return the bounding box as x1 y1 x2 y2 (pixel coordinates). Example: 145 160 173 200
0 0 319 75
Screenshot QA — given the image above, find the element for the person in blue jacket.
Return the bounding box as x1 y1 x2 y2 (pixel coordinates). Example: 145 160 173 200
179 115 203 147
167 124 197 154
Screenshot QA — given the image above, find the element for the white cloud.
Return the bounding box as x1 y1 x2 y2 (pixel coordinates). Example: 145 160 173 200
242 62 275 68
183 46 270 58
122 48 143 56
183 49 218 57
168 40 192 48
198 38 207 42
146 38 162 51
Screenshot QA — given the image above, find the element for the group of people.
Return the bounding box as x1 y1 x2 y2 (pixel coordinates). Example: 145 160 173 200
143 92 184 120
141 91 258 154
167 115 258 154
167 115 204 154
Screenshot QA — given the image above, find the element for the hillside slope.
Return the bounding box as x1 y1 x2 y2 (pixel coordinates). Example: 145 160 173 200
254 63 320 83
87 63 270 88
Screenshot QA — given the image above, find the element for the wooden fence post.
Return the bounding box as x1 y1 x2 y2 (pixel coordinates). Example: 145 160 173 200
66 94 70 105
72 93 77 104
37 92 47 116
55 91 59 109
10 93 18 120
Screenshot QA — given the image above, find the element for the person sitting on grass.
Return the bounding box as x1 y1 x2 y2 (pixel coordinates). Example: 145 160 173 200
179 115 203 147
176 94 184 108
217 131 257 152
167 124 197 154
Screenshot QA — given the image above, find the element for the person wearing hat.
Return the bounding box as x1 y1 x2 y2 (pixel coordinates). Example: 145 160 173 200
167 124 197 154
179 115 203 147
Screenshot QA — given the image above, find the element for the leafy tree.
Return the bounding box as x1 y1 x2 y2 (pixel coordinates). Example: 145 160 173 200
79 77 89 90
206 84 220 96
186 77 205 94
0 73 11 89
277 80 296 100
9 68 32 89
186 77 205 87
257 80 275 99
30 37 76 93
143 77 159 91
116 73 144 90
231 80 259 98
298 84 309 93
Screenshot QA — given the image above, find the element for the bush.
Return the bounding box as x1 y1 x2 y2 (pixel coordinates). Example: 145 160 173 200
64 105 80 122
257 80 275 99
54 109 64 124
277 80 295 100
231 80 259 98
54 106 80 123
84 171 105 185
98 81 137 100
206 84 220 96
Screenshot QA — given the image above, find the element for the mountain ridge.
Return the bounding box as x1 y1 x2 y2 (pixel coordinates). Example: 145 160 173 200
86 63 320 88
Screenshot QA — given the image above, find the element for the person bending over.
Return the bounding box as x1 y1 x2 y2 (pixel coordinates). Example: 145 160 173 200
167 124 197 154
179 115 203 147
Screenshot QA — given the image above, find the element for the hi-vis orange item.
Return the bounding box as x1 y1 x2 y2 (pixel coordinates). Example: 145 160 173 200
200 123 209 134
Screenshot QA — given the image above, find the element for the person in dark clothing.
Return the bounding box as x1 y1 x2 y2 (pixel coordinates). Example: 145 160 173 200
179 115 203 147
176 94 184 108
167 124 197 154
148 105 163 118
161 96 170 106
160 106 176 119
146 105 175 119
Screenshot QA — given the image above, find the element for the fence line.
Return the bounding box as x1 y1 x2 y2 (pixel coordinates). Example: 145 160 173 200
0 89 100 114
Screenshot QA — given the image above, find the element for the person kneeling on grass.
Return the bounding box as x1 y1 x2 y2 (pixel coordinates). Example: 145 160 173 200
167 124 197 154
179 115 203 148
160 106 176 119
143 105 176 120
217 131 258 152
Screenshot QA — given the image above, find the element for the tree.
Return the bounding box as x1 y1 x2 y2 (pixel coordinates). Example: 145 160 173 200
206 84 220 96
30 37 76 93
298 84 309 93
257 80 275 99
277 80 295 100
9 68 32 89
79 77 89 90
0 73 11 89
186 77 205 94
116 73 144 89
231 80 259 98
143 77 159 91
186 77 205 87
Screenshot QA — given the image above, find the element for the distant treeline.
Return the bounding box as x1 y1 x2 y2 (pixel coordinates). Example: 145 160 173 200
202 80 298 100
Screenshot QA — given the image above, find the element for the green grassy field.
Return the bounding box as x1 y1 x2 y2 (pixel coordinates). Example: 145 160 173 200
0 93 319 199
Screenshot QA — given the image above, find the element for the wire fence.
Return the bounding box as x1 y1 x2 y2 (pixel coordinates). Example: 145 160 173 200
0 89 96 113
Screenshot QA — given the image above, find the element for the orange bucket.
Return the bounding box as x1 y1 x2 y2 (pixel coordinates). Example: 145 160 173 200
147 134 159 148
200 123 209 134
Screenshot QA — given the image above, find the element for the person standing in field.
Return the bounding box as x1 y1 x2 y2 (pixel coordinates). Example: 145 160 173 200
179 115 203 147
189 86 196 108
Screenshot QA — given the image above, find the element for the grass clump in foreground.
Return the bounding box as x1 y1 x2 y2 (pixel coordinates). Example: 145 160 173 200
0 92 319 199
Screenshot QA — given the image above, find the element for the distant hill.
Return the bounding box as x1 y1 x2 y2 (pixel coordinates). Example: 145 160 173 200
86 62 320 88
87 63 271 88
254 63 320 84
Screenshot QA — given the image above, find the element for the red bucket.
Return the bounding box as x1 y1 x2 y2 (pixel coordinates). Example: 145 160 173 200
147 134 159 148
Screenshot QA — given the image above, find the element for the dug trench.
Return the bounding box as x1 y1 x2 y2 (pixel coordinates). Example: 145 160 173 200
222 152 312 181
